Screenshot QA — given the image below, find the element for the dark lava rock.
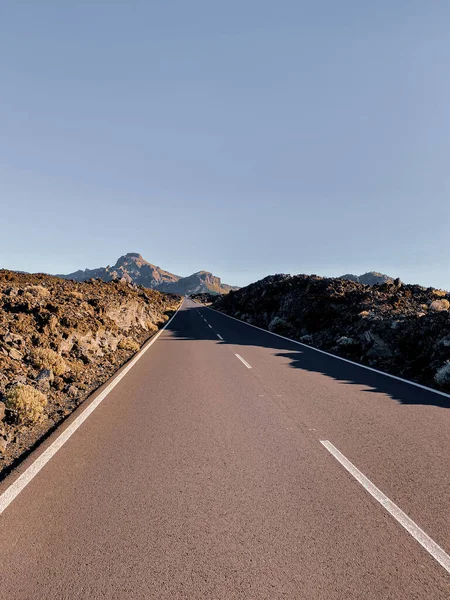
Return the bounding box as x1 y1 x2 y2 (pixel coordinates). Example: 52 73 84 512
213 273 450 393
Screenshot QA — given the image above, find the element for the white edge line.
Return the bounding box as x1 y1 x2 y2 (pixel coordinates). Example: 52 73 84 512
320 440 450 574
217 334 223 340
0 301 183 516
206 307 450 401
235 353 252 369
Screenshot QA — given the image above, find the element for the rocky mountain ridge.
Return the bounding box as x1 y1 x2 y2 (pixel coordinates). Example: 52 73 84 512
58 253 237 296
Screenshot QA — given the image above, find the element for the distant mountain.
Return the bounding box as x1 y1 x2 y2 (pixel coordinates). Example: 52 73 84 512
57 253 237 296
339 271 396 286
162 270 237 296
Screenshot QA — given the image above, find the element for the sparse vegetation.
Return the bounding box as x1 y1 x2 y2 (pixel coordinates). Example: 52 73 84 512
67 358 85 378
5 384 47 425
435 363 450 386
68 290 84 300
118 337 140 352
432 289 447 297
145 320 158 332
0 269 181 475
31 348 67 376
24 284 50 298
268 316 287 332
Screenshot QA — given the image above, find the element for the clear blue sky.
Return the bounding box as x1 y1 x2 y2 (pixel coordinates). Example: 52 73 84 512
1 1 449 288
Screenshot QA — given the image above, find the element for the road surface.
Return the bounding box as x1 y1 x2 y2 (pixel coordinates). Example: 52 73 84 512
0 299 449 598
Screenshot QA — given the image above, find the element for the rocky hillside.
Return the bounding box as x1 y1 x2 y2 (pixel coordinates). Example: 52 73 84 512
58 253 237 296
214 274 450 393
0 270 180 476
339 272 396 285
166 271 235 296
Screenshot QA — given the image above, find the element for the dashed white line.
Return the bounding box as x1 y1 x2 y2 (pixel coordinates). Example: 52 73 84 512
320 440 450 575
235 354 252 369
217 334 223 340
206 307 450 402
208 324 212 329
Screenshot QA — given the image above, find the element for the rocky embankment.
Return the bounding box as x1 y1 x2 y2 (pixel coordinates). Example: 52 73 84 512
214 274 450 393
0 271 180 475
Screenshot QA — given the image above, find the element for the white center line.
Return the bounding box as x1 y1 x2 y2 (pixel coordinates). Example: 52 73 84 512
320 440 450 575
235 354 252 369
208 324 212 329
217 334 223 340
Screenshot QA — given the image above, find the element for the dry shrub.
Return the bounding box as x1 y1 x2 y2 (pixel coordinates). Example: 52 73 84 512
67 359 85 378
31 348 67 375
432 289 447 298
268 316 287 332
25 285 50 298
118 337 140 352
78 302 95 319
5 384 47 424
68 290 84 300
435 363 450 386
145 320 158 332
22 291 35 304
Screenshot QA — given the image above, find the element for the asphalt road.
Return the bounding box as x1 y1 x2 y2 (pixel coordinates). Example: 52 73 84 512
1 298 449 598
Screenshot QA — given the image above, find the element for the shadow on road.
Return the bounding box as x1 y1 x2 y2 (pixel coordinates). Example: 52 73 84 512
166 305 450 410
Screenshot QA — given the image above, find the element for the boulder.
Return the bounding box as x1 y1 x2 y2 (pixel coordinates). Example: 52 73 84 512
430 299 450 312
52 376 65 391
35 369 54 391
2 332 24 345
366 332 393 358
8 347 23 361
0 437 8 454
67 385 79 398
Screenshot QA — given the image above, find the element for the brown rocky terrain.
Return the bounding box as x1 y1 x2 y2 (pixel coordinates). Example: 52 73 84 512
58 253 238 296
0 270 181 476
214 274 450 393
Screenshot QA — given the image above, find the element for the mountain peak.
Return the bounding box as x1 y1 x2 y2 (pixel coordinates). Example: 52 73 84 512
114 253 146 267
58 254 238 295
